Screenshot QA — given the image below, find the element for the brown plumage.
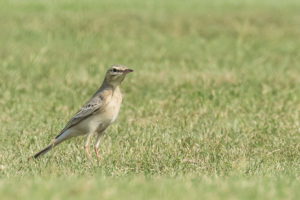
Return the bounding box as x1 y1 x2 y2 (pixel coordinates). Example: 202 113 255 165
32 65 133 159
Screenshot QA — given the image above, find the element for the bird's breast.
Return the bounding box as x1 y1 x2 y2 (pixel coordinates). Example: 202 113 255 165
104 93 122 123
93 91 122 130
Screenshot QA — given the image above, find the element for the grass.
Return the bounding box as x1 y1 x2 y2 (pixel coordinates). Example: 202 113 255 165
1 176 300 200
0 0 300 199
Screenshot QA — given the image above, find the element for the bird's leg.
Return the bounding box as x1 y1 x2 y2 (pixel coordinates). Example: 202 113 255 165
84 146 90 158
84 133 93 158
94 133 102 161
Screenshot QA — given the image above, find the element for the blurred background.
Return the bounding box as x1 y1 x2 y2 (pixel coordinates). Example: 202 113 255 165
0 0 300 199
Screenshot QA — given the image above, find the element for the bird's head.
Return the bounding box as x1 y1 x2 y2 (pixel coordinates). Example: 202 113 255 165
104 64 133 87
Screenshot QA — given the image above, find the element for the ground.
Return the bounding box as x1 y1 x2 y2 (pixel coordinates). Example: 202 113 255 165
0 0 300 199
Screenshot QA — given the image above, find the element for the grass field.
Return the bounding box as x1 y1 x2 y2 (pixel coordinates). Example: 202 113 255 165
1 0 300 199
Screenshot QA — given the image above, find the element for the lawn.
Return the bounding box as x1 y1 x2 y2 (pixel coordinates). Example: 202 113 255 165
0 0 300 199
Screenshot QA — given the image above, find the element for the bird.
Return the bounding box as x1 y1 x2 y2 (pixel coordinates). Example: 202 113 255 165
31 64 133 159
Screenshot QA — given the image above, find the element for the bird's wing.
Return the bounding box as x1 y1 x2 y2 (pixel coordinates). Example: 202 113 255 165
55 95 103 139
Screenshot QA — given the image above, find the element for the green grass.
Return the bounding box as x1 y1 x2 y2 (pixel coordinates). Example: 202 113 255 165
1 0 300 199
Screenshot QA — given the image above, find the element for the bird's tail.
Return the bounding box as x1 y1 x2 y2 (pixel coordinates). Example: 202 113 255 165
33 144 54 158
30 131 70 159
31 138 60 159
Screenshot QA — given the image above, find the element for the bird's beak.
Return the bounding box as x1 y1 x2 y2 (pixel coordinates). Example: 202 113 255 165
124 68 133 74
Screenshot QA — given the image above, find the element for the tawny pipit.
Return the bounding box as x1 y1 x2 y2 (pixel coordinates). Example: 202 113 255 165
32 65 133 159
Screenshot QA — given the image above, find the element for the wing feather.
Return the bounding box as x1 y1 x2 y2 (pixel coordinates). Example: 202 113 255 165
55 96 103 139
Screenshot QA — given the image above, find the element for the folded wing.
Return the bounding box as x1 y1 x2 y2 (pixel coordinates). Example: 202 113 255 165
55 96 103 139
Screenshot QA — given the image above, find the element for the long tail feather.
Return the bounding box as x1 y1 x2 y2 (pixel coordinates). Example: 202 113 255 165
33 144 53 158
30 130 71 159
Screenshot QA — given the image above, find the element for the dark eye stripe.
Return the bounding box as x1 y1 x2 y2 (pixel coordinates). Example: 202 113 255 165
112 68 123 73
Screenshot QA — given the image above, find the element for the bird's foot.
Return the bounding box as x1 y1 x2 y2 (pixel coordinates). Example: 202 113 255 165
84 146 91 158
94 147 100 161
